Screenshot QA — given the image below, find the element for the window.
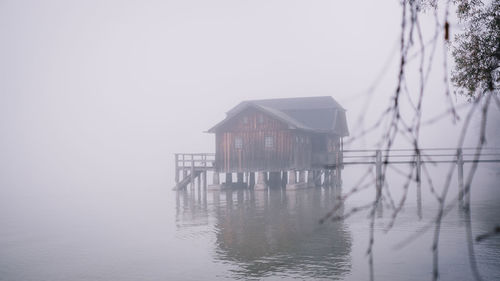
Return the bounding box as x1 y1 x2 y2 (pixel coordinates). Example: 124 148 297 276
243 116 248 124
265 136 274 148
235 137 243 149
258 115 264 124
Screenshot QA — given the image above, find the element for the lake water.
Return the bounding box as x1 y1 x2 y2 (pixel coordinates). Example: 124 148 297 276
1 166 499 281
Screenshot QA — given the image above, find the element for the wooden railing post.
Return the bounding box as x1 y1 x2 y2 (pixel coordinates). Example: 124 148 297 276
175 154 179 185
191 155 195 190
416 151 422 219
336 150 342 188
202 154 207 190
182 154 187 184
202 171 207 190
457 148 464 208
375 150 383 206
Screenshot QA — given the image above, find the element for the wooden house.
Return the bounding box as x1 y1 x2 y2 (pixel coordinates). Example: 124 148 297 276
207 96 349 185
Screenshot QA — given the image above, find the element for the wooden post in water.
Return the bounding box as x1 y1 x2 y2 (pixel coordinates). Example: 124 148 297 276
182 155 187 184
202 154 207 190
244 172 248 187
249 172 255 188
324 170 330 186
314 170 322 187
213 171 220 185
281 171 288 188
336 151 342 188
182 153 187 188
237 172 244 186
254 171 267 190
457 148 465 208
298 170 305 184
197 175 201 192
268 172 281 188
191 155 195 190
375 150 383 209
175 154 179 186
416 151 422 219
307 170 314 187
226 173 233 185
288 170 296 186
330 169 335 187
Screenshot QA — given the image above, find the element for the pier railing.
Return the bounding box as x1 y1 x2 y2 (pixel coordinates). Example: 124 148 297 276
341 147 500 165
175 153 216 169
174 153 215 190
338 147 500 209
173 148 500 192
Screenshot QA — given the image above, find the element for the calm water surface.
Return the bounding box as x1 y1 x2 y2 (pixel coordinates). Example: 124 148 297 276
1 168 500 281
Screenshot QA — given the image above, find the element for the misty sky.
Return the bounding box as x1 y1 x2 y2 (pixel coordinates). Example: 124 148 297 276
0 0 497 196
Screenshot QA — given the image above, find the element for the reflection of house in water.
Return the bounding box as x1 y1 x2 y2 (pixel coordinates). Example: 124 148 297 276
176 188 352 280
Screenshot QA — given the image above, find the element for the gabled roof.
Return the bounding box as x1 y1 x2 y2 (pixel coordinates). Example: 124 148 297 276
208 96 349 136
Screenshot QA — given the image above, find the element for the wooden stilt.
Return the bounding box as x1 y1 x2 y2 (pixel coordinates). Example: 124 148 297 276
298 170 305 183
457 148 465 208
314 170 321 187
226 173 233 184
254 171 267 190
416 152 422 219
202 171 207 190
175 154 179 185
307 170 314 187
237 172 244 184
268 172 281 188
375 150 383 210
213 172 220 185
336 166 342 188
249 172 255 188
289 170 296 185
281 171 288 188
190 156 195 190
324 170 330 186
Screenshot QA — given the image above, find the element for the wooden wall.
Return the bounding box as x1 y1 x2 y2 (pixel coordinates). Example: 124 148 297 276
214 107 340 172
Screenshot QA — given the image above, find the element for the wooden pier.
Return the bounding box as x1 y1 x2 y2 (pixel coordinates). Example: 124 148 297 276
172 97 500 197
173 151 343 191
173 148 500 198
333 147 500 208
173 153 215 190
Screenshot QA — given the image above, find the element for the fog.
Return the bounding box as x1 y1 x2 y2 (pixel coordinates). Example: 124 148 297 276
0 1 400 193
0 1 499 280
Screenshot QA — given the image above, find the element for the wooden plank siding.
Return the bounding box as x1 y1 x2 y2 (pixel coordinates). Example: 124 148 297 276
215 107 317 172
209 97 347 173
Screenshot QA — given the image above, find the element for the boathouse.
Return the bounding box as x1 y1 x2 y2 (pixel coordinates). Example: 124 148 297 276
207 96 349 188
